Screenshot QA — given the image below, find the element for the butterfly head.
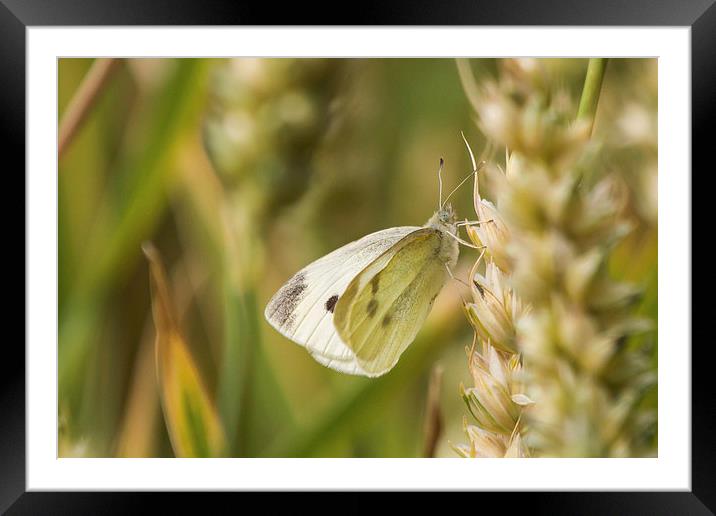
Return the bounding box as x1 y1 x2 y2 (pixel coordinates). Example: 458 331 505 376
437 203 457 225
426 203 458 235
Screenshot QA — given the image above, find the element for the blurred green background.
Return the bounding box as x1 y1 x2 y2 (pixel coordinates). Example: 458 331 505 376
58 58 657 458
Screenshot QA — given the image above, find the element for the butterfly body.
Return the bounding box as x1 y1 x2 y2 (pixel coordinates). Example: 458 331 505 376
265 204 459 377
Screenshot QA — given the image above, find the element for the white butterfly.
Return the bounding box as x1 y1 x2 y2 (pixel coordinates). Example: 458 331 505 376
265 156 482 377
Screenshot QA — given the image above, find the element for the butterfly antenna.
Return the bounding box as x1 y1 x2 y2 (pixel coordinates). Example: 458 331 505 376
440 132 485 207
442 167 479 207
437 157 445 210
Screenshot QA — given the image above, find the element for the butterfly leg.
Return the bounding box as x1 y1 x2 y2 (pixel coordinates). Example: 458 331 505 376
444 264 469 304
445 230 486 250
456 219 495 247
456 219 494 227
444 263 471 289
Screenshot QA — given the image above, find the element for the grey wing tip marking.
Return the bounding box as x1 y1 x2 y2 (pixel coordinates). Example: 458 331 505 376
266 272 307 331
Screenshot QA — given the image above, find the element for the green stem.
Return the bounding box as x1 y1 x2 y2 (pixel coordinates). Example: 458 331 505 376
217 198 296 456
217 197 259 457
577 58 608 135
219 283 253 455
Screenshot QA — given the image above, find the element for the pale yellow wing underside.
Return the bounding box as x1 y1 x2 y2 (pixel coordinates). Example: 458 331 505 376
333 228 448 376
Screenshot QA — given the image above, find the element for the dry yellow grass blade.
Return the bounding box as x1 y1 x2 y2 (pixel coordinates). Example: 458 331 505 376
115 333 159 457
422 365 444 458
143 242 226 458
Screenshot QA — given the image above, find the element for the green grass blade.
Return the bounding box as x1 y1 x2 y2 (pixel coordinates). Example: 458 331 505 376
59 59 212 395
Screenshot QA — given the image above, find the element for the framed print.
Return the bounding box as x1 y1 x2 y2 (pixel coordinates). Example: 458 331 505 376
6 0 711 512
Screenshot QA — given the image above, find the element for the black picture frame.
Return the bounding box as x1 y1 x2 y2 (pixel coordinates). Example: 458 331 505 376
5 1 709 513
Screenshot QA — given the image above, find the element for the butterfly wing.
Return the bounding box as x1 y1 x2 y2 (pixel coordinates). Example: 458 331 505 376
332 229 449 377
264 226 422 375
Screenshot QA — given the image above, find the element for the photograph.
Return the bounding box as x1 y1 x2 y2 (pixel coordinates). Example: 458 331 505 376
57 57 658 459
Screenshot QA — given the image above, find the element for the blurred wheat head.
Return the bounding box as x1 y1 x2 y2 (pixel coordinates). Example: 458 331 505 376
456 58 657 458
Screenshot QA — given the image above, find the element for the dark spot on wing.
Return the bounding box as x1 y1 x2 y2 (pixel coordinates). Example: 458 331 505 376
325 295 339 313
381 313 392 327
367 299 378 317
269 272 307 329
371 275 380 294
473 280 485 297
